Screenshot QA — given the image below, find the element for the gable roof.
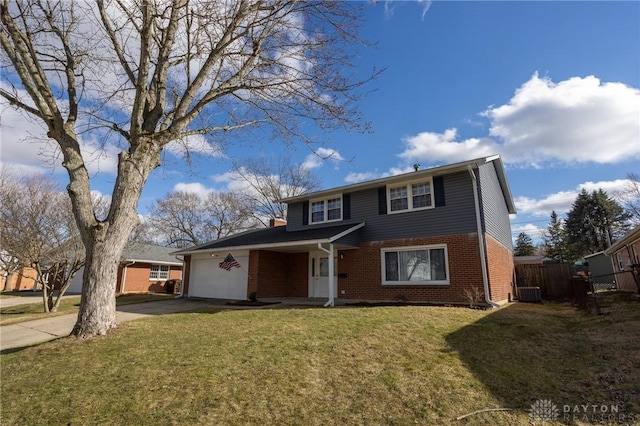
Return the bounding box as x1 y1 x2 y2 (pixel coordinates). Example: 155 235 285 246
122 242 183 265
604 225 640 256
173 222 365 255
278 155 516 214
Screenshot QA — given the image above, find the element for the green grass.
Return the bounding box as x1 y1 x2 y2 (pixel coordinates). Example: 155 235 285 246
0 293 174 325
1 292 639 425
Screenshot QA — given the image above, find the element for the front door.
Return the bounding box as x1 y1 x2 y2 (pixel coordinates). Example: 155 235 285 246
309 252 337 298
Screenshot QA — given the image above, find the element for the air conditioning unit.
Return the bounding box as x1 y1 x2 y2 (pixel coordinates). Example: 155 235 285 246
518 286 542 303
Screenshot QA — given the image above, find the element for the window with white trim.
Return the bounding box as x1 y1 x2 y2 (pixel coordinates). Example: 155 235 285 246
381 245 449 285
150 264 170 280
387 178 433 213
617 253 624 270
310 196 342 223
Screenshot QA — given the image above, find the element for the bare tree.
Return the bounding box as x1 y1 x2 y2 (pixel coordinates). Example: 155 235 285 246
203 191 258 240
1 1 375 337
0 171 83 311
148 190 257 247
615 173 640 226
231 156 321 225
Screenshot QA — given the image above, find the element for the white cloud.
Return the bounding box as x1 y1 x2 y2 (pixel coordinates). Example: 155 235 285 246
165 134 224 159
487 74 640 166
1 88 119 176
173 182 213 200
0 103 54 175
398 128 498 165
344 171 380 184
514 179 632 217
302 147 345 170
397 74 640 168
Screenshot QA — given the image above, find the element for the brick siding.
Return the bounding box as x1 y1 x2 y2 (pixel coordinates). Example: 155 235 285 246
485 234 515 303
248 250 308 298
335 233 485 304
116 263 182 294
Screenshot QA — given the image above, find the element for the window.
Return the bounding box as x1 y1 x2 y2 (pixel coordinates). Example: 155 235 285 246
310 196 342 223
617 253 624 271
387 179 433 213
150 264 170 280
381 245 448 285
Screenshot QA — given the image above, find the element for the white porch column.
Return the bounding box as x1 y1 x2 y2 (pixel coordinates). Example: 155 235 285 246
318 242 335 307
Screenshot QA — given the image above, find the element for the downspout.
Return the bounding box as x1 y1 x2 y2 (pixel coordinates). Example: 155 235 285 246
174 255 185 298
120 261 135 294
317 242 335 307
468 165 500 308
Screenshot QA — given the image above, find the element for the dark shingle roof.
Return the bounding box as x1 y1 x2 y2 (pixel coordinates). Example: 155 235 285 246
174 222 364 254
122 242 183 265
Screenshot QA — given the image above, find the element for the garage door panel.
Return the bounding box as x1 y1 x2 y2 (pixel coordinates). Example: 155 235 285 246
190 256 248 300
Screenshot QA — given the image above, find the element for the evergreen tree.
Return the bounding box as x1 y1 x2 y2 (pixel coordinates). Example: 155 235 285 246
543 210 568 262
514 232 535 256
565 189 631 258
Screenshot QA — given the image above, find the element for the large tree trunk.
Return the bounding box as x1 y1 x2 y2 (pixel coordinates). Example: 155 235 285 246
70 144 160 339
71 237 128 338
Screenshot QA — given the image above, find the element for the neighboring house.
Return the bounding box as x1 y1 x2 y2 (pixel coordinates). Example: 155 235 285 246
514 255 552 265
174 155 517 306
583 251 616 290
1 266 39 291
68 242 183 294
604 226 640 293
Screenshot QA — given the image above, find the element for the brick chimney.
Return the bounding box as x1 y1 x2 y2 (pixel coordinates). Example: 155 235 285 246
269 218 287 228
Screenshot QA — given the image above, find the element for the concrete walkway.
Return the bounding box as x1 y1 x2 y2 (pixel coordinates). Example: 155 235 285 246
0 298 214 352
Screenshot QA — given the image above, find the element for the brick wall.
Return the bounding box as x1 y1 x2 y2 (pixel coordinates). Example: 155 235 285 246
248 250 308 297
485 234 515 303
117 263 182 294
337 233 485 304
1 267 38 291
181 256 191 295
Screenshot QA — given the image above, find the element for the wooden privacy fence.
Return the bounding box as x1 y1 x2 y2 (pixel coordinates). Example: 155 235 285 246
515 263 572 299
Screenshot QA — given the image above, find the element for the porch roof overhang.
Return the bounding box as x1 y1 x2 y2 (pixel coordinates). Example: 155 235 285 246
172 222 365 255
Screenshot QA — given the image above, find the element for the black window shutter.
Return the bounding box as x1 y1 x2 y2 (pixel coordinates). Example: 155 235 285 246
343 194 351 220
378 187 387 215
434 176 445 207
302 201 309 226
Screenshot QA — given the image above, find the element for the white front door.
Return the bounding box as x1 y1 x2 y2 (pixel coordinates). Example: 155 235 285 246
309 252 337 298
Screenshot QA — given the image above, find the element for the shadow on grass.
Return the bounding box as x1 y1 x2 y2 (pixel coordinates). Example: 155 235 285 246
445 295 640 420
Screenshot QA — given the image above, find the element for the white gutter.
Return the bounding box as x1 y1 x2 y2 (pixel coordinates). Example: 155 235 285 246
468 165 500 308
317 242 335 307
120 260 136 294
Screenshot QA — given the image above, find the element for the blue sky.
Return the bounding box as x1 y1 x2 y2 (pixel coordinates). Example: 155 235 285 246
2 1 639 243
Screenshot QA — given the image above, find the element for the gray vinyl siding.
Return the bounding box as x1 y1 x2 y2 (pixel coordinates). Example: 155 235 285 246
478 162 513 250
287 171 477 241
286 202 304 231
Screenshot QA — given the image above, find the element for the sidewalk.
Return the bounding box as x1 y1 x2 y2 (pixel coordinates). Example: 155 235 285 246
0 298 211 352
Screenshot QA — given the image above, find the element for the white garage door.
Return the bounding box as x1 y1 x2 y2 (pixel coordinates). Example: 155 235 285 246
189 253 249 300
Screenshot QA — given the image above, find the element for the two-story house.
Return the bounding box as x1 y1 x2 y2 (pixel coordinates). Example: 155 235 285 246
174 155 517 306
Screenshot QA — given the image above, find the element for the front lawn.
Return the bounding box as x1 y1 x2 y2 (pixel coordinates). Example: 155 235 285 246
1 293 638 425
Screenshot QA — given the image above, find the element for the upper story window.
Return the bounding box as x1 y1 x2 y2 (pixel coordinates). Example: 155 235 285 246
150 264 170 280
387 178 433 213
310 196 342 224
